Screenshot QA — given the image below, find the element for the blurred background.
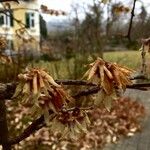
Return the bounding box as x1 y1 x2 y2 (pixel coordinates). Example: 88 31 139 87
0 0 149 149
0 0 150 82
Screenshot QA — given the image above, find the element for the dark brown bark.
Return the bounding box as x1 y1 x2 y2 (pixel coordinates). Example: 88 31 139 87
8 116 45 145
126 0 137 41
0 78 149 146
6 81 150 145
7 87 100 145
0 0 18 3
0 77 149 100
0 88 11 149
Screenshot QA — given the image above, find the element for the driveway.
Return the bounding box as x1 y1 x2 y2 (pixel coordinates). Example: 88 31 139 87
103 89 150 150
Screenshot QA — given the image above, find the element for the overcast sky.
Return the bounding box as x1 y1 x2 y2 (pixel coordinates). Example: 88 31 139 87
39 0 90 12
38 0 93 21
38 0 150 21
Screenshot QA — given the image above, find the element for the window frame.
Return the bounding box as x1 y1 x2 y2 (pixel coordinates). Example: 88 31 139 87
0 10 13 27
25 12 35 29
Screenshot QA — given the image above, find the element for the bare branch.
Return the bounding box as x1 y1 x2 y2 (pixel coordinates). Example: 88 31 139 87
0 76 149 100
63 106 94 112
3 80 150 145
73 86 100 98
55 79 96 86
8 115 45 145
126 0 137 41
0 0 19 3
7 86 99 145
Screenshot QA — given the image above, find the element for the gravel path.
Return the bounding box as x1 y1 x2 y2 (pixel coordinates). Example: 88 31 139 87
103 89 150 150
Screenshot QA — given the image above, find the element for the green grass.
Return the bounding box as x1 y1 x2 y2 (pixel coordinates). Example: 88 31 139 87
104 51 141 69
31 59 74 79
0 50 145 82
32 50 145 79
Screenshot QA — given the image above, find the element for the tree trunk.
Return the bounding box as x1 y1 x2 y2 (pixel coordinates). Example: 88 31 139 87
0 86 11 150
127 0 137 41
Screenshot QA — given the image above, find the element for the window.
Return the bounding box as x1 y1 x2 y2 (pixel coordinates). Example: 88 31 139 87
25 12 35 28
0 11 13 27
0 14 5 25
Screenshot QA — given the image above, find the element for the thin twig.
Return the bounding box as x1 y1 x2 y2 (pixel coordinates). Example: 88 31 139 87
62 106 94 112
127 83 150 88
130 74 147 80
55 79 96 86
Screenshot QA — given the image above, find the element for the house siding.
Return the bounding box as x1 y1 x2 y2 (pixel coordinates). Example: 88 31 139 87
0 0 40 51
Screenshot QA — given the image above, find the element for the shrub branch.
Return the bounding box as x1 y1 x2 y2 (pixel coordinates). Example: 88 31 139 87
1 79 149 145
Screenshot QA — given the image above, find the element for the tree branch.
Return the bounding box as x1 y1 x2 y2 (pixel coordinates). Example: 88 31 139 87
73 86 100 98
8 115 45 145
126 0 137 41
7 86 100 145
0 76 149 100
6 81 150 145
55 79 96 86
0 0 18 3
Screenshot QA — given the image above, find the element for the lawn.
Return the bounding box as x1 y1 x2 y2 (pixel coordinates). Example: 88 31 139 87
104 50 141 69
33 50 143 79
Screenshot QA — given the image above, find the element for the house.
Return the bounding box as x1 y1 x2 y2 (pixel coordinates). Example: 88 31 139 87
0 0 40 52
